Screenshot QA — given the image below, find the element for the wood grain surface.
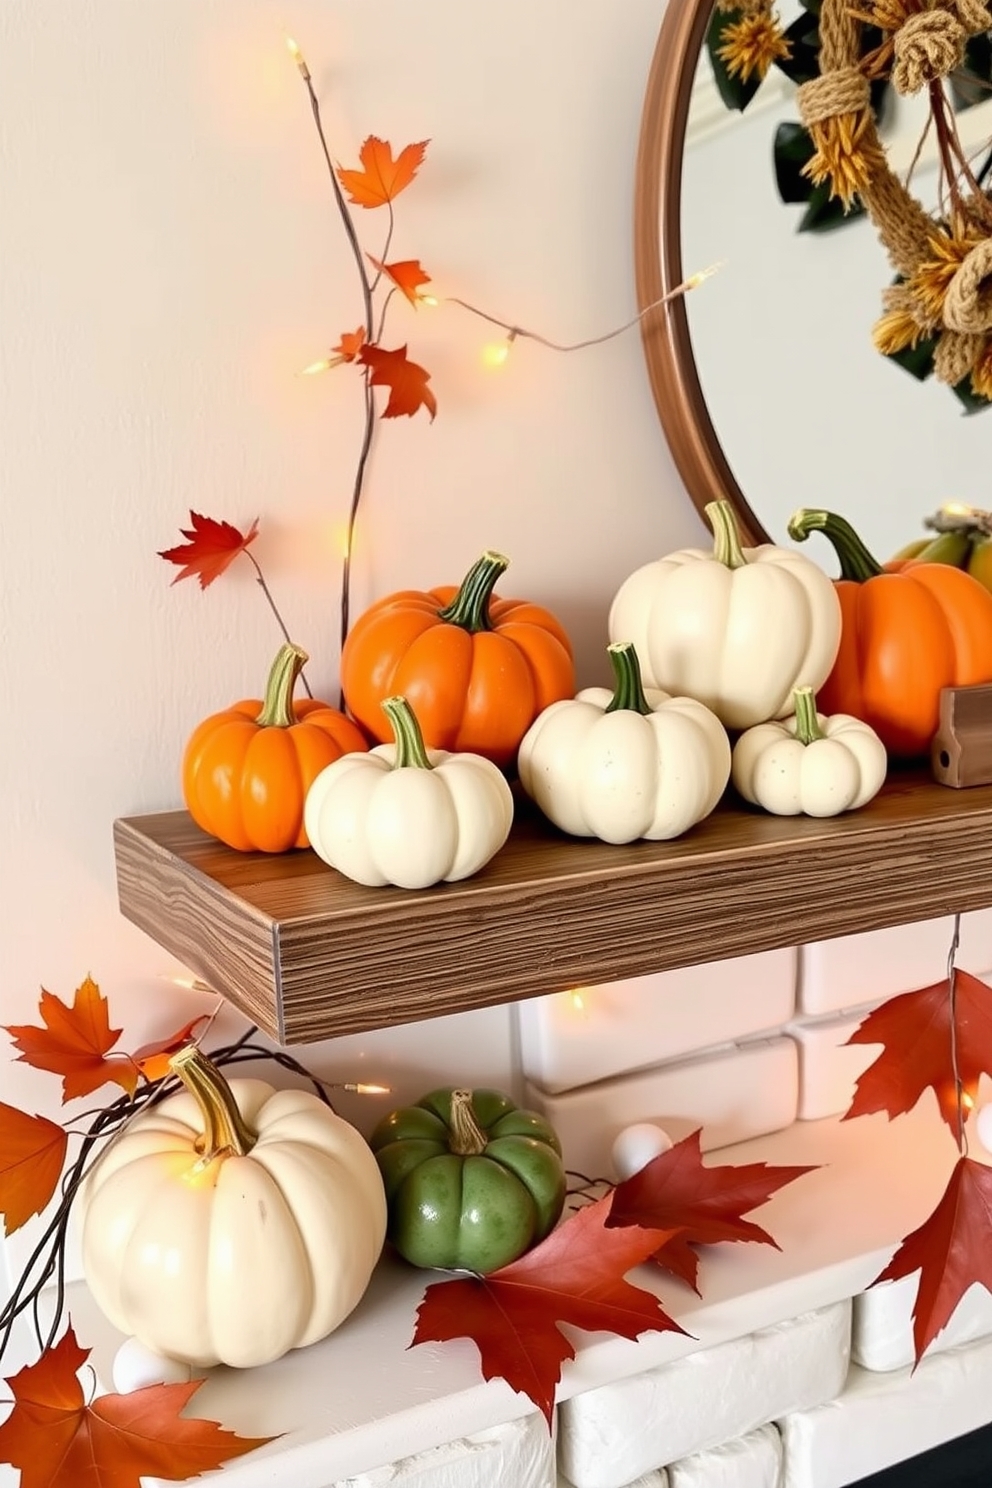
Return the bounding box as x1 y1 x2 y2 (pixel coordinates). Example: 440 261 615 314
113 772 992 1045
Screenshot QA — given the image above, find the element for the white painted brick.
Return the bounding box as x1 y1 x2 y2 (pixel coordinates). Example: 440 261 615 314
335 1414 554 1487
799 918 955 1016
853 1275 992 1372
526 1038 799 1180
557 1302 850 1488
779 1333 992 1488
518 952 796 1095
788 1011 880 1120
669 1425 783 1488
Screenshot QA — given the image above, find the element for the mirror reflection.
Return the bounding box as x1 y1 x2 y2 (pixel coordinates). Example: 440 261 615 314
680 0 992 563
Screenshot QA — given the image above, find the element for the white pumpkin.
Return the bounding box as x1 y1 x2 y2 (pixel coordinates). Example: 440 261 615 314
608 499 842 729
305 695 513 889
732 686 887 817
518 641 730 843
77 1047 387 1370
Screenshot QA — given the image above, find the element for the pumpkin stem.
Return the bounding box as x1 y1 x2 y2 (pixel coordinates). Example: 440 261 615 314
448 1089 488 1156
705 500 748 570
604 642 653 716
787 509 884 583
170 1045 257 1159
382 695 433 770
255 643 310 728
792 686 826 745
436 551 509 633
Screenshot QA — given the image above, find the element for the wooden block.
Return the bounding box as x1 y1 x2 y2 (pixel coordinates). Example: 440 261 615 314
932 685 992 787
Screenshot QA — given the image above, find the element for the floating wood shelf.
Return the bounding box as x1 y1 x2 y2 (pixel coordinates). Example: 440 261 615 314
113 773 992 1046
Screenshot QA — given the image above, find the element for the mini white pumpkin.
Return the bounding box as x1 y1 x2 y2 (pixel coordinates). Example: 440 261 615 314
77 1047 387 1370
518 641 730 843
608 499 842 729
304 695 513 889
732 685 887 817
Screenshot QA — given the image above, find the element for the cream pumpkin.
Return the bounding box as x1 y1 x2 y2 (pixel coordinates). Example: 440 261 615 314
608 500 842 729
77 1048 387 1369
518 642 730 842
732 686 887 817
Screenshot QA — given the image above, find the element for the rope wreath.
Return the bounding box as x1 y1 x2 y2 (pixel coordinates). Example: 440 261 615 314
795 0 992 398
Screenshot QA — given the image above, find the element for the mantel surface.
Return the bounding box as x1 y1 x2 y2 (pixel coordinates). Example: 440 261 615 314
113 772 992 1044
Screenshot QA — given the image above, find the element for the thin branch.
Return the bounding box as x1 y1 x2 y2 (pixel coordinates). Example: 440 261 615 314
243 551 313 698
947 912 969 1156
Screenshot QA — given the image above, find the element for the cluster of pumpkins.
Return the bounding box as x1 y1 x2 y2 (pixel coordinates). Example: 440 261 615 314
180 500 992 889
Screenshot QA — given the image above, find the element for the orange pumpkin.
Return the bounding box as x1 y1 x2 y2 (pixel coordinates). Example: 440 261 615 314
183 644 368 852
789 510 992 756
340 551 575 767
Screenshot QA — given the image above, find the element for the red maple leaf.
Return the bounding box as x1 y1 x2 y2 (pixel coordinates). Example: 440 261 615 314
0 1326 273 1487
0 1105 68 1235
131 1014 211 1084
332 327 367 362
157 511 260 589
844 971 992 1134
872 1155 992 1362
605 1130 818 1294
4 978 136 1102
367 255 432 307
336 137 429 207
359 344 437 420
410 1194 687 1426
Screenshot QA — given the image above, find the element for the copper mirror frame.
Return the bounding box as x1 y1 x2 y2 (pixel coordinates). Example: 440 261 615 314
634 0 771 546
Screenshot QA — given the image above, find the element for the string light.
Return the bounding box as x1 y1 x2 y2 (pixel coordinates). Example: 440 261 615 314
342 1082 392 1096
285 35 310 82
568 988 587 1014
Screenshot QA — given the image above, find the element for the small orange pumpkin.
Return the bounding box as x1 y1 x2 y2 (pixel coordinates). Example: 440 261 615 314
182 644 368 852
340 551 575 768
789 509 992 757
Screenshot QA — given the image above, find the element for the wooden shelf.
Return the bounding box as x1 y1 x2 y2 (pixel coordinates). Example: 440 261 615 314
114 773 992 1046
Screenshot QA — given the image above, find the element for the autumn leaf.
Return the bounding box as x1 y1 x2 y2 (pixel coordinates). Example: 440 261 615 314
411 1194 686 1426
0 1105 68 1236
4 978 136 1102
367 255 432 307
359 344 437 420
336 137 428 207
872 1155 992 1362
333 327 367 362
843 971 992 1134
605 1129 818 1294
131 1014 211 1084
0 1326 274 1487
158 511 260 589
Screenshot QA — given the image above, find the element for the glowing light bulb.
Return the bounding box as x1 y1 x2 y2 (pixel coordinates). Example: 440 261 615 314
344 1082 392 1096
483 340 511 369
419 294 439 308
300 357 335 377
686 260 724 290
963 1091 976 1110
285 35 310 80
569 989 586 1013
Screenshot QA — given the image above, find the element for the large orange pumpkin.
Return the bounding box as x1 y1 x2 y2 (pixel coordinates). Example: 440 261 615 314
183 643 368 852
340 551 575 767
789 509 992 756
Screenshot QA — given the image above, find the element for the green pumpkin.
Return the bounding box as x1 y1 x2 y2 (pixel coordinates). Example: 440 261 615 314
368 1087 567 1274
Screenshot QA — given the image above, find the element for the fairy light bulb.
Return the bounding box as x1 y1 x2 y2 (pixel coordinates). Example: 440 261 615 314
569 989 586 1013
300 357 334 376
344 1082 392 1096
419 293 439 308
482 340 511 368
285 35 311 80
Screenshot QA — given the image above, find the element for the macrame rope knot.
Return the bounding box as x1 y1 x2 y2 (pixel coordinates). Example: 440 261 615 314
797 69 881 206
942 238 992 334
892 9 965 93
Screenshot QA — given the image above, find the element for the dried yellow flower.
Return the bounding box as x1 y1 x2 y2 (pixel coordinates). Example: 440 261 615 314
907 230 984 322
970 340 992 400
716 12 791 83
872 305 926 356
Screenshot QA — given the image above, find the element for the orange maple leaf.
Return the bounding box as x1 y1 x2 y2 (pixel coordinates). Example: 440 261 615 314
367 255 432 307
359 344 437 420
0 1326 273 1488
336 137 428 208
4 977 136 1102
333 327 367 362
131 1014 211 1084
158 511 260 589
0 1105 68 1236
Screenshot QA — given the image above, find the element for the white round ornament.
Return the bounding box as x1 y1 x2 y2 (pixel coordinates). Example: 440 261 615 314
611 1122 674 1180
113 1336 194 1393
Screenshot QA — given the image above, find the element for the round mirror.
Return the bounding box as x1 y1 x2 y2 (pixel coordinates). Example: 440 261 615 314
635 0 992 560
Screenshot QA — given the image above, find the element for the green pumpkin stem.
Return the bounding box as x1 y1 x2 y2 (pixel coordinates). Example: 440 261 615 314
705 499 748 570
255 643 309 728
604 642 653 716
448 1089 488 1155
382 695 433 770
436 551 509 633
170 1045 256 1159
787 509 884 583
792 686 826 745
